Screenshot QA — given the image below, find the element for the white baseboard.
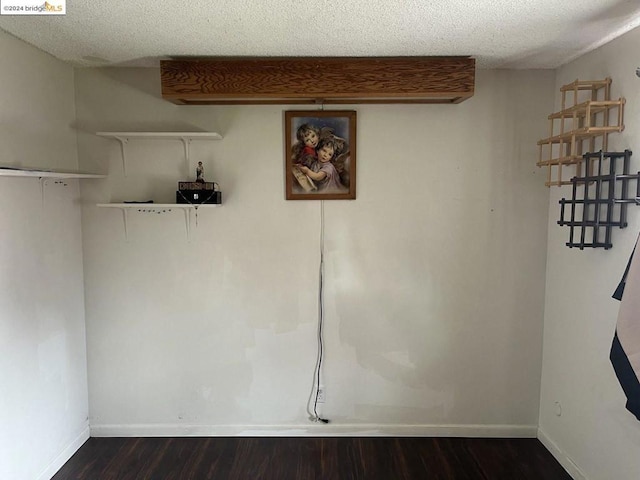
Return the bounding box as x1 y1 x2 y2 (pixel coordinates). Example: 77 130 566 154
37 425 90 480
91 423 537 438
537 428 587 480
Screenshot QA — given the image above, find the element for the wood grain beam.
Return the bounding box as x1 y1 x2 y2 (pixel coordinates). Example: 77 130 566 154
160 57 475 105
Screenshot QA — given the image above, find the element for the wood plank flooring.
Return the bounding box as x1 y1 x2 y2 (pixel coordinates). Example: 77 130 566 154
52 437 572 480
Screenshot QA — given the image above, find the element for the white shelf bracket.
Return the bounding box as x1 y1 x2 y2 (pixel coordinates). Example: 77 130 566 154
181 137 191 161
114 136 129 177
122 208 130 241
183 207 192 240
180 137 192 174
39 177 47 207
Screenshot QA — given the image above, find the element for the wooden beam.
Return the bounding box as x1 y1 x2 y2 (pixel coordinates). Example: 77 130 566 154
160 57 475 105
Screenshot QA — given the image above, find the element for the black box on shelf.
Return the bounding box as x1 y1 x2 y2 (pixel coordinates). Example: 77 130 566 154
176 190 222 204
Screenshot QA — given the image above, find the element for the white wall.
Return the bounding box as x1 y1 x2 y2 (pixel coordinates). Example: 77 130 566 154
75 67 553 436
538 26 640 480
0 31 90 480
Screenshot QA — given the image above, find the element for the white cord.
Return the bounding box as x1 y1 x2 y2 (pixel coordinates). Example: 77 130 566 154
307 200 329 423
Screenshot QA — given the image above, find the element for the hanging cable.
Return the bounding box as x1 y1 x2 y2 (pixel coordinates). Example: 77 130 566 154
307 200 329 423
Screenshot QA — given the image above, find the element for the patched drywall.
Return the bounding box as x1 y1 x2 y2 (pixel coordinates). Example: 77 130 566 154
75 67 553 434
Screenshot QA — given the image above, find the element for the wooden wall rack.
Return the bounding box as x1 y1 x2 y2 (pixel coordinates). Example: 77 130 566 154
537 78 625 187
160 57 475 105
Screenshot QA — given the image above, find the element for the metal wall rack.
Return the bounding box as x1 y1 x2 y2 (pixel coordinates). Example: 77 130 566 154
558 150 639 249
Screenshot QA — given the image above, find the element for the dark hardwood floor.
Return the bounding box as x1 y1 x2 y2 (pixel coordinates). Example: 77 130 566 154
52 437 571 480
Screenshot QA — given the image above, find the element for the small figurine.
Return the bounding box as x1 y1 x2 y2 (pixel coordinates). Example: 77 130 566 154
196 161 205 183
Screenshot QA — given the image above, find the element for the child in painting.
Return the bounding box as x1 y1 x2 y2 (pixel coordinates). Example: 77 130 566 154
291 123 320 167
297 137 346 193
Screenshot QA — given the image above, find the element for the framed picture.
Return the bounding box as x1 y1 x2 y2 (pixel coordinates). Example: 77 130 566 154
285 110 356 200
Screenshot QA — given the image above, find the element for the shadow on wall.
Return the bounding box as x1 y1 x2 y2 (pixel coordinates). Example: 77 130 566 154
71 66 238 136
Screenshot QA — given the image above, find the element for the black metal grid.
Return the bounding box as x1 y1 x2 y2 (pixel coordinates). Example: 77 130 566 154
558 150 638 249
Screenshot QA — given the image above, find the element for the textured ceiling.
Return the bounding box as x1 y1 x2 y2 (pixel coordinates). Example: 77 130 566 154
1 0 640 68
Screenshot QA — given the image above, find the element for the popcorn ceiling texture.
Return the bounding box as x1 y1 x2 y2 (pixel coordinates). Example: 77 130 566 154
1 0 640 68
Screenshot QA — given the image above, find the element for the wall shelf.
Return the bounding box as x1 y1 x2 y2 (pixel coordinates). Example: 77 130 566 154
96 203 220 240
0 167 105 178
95 131 223 240
96 203 220 209
95 131 223 176
0 167 105 206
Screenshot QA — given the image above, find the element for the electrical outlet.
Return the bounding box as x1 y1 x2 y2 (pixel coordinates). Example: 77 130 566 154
317 386 326 403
